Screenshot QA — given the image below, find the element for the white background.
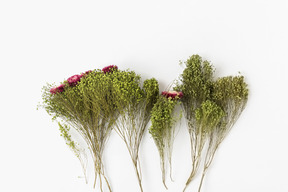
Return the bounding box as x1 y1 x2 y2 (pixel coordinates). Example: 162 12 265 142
1 0 287 192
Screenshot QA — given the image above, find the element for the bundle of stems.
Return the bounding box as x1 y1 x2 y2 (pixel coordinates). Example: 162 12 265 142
174 55 215 191
197 76 248 192
40 69 119 192
175 55 249 192
149 91 182 189
112 70 159 192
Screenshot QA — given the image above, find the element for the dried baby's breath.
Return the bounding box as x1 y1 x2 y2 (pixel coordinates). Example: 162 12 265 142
40 69 118 192
175 55 249 192
113 71 159 192
197 75 248 192
149 92 182 189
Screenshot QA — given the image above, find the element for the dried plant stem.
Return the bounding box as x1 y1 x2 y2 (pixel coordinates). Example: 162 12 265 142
183 122 207 192
115 120 144 192
159 151 168 189
198 141 219 192
91 151 112 192
161 126 176 189
198 167 207 192
133 159 143 192
168 156 174 183
168 124 177 183
183 150 202 191
127 139 143 192
78 154 88 184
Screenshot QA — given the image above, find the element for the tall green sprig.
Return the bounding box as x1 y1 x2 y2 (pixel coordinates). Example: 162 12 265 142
40 70 118 192
197 75 248 192
149 92 182 189
112 70 159 192
174 55 214 191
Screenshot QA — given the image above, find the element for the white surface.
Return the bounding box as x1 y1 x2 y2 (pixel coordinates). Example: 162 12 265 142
1 0 287 191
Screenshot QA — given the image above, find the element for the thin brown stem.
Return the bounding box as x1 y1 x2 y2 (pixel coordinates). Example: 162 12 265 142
102 173 112 192
198 168 207 192
160 158 168 190
99 173 103 192
132 160 144 192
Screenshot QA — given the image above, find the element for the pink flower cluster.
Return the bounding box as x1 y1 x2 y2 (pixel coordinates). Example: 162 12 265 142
102 65 118 74
67 74 82 86
50 70 92 95
49 65 119 95
50 84 65 94
162 91 183 99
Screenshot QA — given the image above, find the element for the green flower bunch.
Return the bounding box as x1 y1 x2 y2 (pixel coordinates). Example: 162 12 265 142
198 76 248 191
149 91 183 189
39 65 159 192
40 67 119 192
174 55 248 192
113 71 159 192
39 56 248 191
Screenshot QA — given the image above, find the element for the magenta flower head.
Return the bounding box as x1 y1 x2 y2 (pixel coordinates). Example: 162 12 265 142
162 91 183 99
67 74 82 86
102 65 118 74
50 84 65 94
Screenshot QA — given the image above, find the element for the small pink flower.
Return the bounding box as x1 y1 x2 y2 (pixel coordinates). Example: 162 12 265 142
162 91 183 99
50 84 65 94
102 65 118 74
67 74 82 86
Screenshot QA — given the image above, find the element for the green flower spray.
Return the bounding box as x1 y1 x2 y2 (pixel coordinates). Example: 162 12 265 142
40 68 119 192
149 91 183 189
175 55 249 192
112 70 159 192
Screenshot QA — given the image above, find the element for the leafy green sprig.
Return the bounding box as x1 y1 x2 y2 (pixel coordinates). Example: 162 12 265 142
113 70 159 192
149 91 182 189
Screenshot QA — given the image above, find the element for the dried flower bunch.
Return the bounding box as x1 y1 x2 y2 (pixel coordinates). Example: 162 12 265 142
112 70 159 192
41 65 159 192
174 55 248 191
41 66 120 191
39 55 248 192
149 91 183 189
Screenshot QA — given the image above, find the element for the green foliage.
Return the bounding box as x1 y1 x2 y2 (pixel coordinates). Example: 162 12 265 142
174 55 214 120
149 95 182 189
40 69 124 192
39 67 160 192
113 73 159 192
58 122 77 150
195 100 225 133
210 75 249 142
176 55 249 192
213 75 248 107
150 97 179 142
111 70 144 108
143 78 160 109
39 57 248 192
195 75 249 192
